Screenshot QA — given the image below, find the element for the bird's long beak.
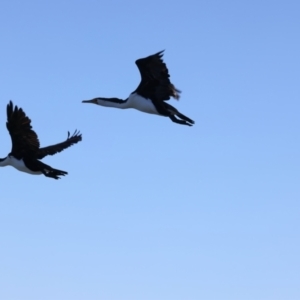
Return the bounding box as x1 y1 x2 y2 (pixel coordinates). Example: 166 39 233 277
82 99 98 104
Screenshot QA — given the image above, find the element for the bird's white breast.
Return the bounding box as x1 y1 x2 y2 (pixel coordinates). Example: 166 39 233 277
1 156 41 175
128 93 159 115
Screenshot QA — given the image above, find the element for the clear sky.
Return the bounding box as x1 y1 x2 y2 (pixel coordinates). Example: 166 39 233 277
0 1 299 299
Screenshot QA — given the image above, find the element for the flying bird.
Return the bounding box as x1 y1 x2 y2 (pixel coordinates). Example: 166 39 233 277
0 101 82 179
82 50 194 126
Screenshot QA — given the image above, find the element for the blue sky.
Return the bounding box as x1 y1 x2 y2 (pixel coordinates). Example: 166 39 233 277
0 1 299 299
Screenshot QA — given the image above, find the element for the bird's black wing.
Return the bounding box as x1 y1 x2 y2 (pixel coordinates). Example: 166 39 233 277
6 101 40 159
37 130 82 159
135 50 181 102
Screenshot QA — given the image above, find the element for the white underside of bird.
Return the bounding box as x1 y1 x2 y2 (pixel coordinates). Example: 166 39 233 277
95 93 159 114
0 156 41 175
127 93 159 114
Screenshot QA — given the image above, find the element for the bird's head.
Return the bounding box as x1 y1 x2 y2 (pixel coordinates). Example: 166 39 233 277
82 97 124 107
82 98 99 105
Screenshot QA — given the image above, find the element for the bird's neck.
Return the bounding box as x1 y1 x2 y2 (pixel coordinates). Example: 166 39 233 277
95 97 129 109
0 156 9 166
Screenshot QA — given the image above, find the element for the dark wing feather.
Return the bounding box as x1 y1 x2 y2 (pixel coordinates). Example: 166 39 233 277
37 130 82 159
135 50 181 102
6 101 40 158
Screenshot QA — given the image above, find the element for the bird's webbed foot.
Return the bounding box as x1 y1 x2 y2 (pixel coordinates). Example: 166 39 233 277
169 115 193 126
